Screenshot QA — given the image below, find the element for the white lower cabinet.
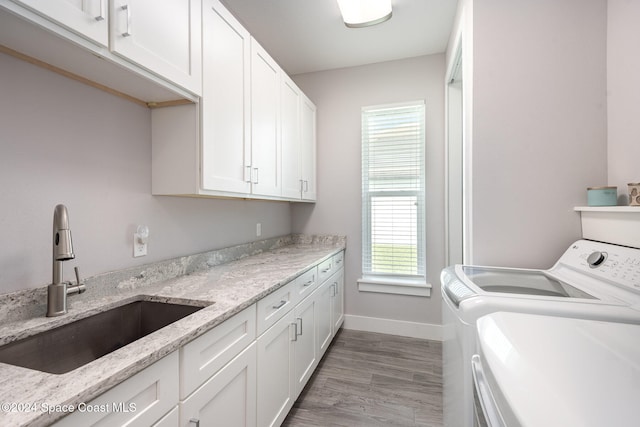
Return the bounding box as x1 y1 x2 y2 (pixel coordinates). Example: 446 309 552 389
293 291 318 395
331 268 345 332
180 342 257 427
179 305 257 427
52 251 344 427
316 279 334 356
257 310 296 427
180 305 256 399
154 406 179 427
53 351 179 427
317 255 345 357
257 251 344 427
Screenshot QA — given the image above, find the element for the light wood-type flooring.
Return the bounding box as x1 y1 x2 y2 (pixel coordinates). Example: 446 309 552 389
282 329 443 427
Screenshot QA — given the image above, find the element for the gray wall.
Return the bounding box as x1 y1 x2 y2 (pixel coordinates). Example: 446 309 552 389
0 52 291 294
607 0 640 198
291 54 446 328
450 0 608 269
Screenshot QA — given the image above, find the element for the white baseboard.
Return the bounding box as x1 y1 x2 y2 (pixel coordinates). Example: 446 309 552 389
343 314 442 341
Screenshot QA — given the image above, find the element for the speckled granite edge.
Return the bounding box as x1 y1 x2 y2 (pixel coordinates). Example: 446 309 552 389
0 234 345 325
0 234 346 427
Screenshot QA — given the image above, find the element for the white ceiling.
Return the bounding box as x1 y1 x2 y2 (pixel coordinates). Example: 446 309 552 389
220 0 459 75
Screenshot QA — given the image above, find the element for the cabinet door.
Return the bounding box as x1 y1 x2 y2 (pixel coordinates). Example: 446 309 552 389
331 268 345 332
300 95 317 201
153 406 178 427
10 0 108 46
316 280 333 357
250 38 281 197
200 0 251 194
110 0 202 94
293 293 318 396
180 343 257 427
257 310 295 427
281 74 301 199
53 352 179 427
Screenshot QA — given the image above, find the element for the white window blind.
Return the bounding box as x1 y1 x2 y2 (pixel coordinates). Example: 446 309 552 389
362 101 425 278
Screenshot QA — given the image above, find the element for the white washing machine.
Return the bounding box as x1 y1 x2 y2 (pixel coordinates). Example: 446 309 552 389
473 312 640 427
441 239 640 427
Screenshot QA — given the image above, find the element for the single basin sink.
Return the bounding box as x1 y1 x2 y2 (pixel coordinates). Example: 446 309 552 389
0 300 205 374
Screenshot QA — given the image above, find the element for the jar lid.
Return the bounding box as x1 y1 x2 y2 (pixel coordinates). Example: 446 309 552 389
587 186 617 190
628 182 640 186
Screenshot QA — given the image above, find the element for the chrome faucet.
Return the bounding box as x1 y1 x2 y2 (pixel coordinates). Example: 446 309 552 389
47 204 85 317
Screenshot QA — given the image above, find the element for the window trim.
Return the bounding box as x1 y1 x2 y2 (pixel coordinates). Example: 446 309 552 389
360 100 427 295
357 276 432 297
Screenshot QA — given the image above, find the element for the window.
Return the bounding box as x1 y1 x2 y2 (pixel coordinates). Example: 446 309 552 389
359 101 428 296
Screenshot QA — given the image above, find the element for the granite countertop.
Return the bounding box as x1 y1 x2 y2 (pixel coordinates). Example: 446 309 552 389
0 234 345 427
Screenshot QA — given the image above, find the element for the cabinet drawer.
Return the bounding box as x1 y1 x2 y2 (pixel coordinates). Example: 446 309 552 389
291 267 318 306
54 351 179 427
317 257 335 283
180 304 256 399
334 251 344 270
257 280 294 335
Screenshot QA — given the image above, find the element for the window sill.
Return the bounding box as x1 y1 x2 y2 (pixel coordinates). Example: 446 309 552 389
357 277 432 297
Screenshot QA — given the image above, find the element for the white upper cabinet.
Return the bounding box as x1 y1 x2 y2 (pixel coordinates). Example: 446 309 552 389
250 38 281 198
201 0 251 194
281 75 317 201
10 0 108 46
110 0 202 95
151 0 316 202
1 0 201 100
281 74 302 199
300 93 317 201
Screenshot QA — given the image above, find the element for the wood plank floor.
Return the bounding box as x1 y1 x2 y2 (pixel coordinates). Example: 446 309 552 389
282 329 443 427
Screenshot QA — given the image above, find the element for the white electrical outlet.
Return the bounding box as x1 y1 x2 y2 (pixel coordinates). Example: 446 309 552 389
256 223 262 237
134 225 149 257
134 232 147 257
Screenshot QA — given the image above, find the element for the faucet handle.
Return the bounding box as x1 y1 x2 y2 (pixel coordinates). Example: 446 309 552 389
71 266 86 294
74 266 81 285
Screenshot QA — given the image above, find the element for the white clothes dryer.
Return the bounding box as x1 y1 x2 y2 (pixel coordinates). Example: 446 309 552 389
473 312 640 427
441 239 640 427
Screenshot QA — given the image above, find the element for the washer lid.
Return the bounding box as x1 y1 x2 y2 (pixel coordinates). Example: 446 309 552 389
477 312 640 427
462 266 596 299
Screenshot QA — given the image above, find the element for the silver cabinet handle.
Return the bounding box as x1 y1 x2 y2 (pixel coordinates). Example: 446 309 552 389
291 322 298 341
300 179 304 193
94 0 105 21
121 4 131 37
245 165 252 183
332 282 337 297
304 180 309 192
321 264 332 273
303 279 314 287
189 419 200 427
272 300 286 309
297 317 303 335
253 167 259 184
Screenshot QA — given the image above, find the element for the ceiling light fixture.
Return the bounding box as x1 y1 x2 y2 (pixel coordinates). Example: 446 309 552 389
336 0 392 28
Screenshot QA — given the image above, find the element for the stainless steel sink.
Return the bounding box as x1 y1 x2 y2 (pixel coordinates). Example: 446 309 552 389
0 300 205 374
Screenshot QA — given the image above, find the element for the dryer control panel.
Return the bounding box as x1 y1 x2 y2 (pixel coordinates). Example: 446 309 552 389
558 240 640 293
